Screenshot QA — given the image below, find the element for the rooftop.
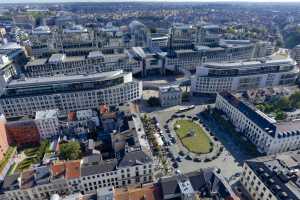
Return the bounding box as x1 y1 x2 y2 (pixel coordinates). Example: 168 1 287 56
218 91 277 137
8 70 125 88
35 109 58 120
118 150 152 168
81 157 118 177
246 151 300 200
160 169 237 199
219 92 300 139
159 85 181 93
204 57 295 70
49 54 66 63
115 185 162 200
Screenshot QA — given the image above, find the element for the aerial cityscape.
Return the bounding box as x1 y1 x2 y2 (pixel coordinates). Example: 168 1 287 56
1 1 300 200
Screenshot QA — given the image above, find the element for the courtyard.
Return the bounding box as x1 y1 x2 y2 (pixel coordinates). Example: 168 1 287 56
174 119 212 154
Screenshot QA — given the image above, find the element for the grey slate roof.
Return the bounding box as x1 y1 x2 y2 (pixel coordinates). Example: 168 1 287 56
2 173 20 191
118 150 152 168
81 158 118 177
219 91 276 137
34 166 51 185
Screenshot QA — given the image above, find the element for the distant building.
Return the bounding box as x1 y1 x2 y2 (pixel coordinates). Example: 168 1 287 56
293 44 300 66
241 151 300 200
12 15 35 30
192 57 298 95
24 51 140 77
159 85 182 107
35 109 60 139
253 41 274 58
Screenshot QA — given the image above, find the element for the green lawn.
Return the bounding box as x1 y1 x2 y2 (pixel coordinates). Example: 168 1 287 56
15 157 39 173
174 120 212 154
24 147 39 157
0 146 16 173
7 163 17 176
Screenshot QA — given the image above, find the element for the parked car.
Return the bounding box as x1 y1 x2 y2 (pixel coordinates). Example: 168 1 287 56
179 151 185 156
185 155 192 160
171 138 176 144
193 157 201 162
173 162 178 168
176 156 182 162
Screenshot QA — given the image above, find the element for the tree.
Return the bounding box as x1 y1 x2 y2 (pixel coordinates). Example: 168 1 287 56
290 91 300 108
275 111 287 120
182 91 190 102
147 96 160 107
37 140 49 162
276 96 291 111
59 141 81 160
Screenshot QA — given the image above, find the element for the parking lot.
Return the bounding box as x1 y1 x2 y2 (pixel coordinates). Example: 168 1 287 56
146 104 243 181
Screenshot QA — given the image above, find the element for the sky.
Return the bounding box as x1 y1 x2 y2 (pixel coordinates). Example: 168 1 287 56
2 0 300 3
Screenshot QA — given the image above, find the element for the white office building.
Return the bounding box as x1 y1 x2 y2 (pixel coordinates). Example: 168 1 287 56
35 109 60 139
25 51 141 77
0 70 142 117
192 57 299 94
215 92 300 155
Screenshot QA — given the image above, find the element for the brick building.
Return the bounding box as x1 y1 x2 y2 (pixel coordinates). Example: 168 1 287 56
6 119 40 147
0 116 10 160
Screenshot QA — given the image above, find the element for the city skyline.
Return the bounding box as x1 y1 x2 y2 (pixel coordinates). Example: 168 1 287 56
2 0 300 4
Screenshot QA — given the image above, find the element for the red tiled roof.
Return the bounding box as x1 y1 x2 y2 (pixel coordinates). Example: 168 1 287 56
65 160 81 180
51 162 65 179
68 112 76 121
51 160 81 180
115 185 162 200
100 104 109 114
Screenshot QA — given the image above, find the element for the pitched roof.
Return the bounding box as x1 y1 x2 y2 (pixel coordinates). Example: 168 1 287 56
51 162 65 179
51 160 81 180
219 91 276 137
115 185 162 200
81 158 118 177
118 150 152 168
65 160 81 180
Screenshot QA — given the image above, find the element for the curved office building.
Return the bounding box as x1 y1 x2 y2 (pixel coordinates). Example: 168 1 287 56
0 70 142 117
191 57 299 94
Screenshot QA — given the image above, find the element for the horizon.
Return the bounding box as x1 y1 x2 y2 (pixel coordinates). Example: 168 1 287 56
2 0 300 4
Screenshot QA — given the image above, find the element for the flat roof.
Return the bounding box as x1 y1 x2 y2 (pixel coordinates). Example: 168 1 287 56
35 109 58 120
246 151 300 200
159 85 181 93
205 58 294 69
7 70 125 88
276 120 300 136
